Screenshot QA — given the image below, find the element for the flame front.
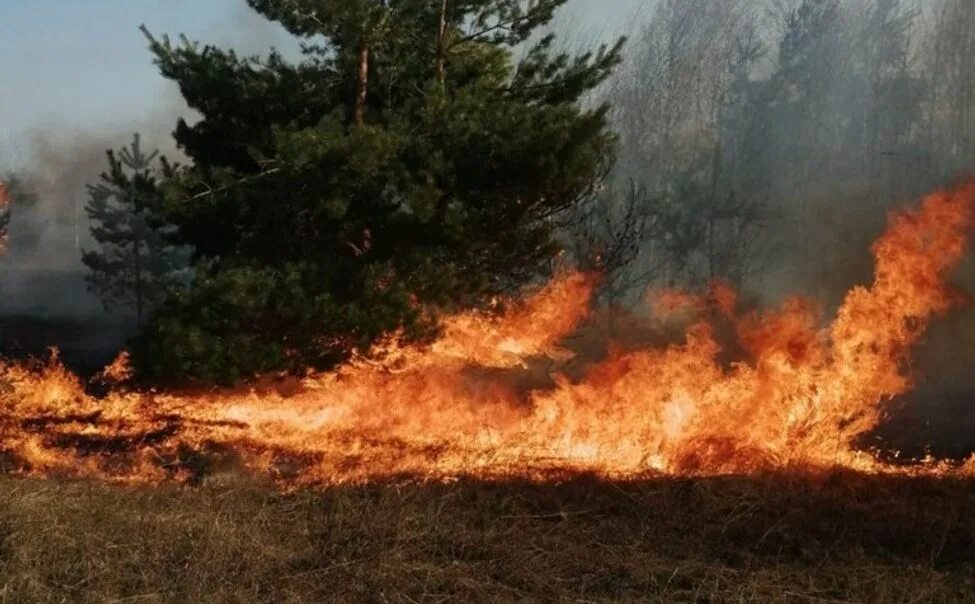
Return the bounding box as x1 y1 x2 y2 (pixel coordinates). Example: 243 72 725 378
2 183 975 486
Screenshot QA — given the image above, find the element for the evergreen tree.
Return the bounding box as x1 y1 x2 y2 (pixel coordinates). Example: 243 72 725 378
138 0 622 382
82 134 189 326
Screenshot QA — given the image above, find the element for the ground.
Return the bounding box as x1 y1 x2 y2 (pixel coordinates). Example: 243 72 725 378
0 472 971 603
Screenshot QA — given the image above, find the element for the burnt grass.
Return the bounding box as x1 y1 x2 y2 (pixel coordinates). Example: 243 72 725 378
0 472 969 602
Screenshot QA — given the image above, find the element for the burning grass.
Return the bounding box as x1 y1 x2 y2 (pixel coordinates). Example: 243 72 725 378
2 183 975 485
0 472 970 602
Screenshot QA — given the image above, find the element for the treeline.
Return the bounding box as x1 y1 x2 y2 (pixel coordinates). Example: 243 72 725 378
582 0 975 308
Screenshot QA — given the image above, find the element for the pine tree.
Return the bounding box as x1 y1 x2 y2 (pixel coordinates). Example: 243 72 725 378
137 0 623 382
82 134 189 326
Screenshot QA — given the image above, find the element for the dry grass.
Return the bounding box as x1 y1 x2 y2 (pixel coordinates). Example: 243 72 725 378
0 472 971 603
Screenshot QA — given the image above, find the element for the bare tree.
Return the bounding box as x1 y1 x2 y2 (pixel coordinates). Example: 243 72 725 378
925 0 975 180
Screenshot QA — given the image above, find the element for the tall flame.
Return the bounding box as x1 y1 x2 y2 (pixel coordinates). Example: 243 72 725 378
1 183 975 486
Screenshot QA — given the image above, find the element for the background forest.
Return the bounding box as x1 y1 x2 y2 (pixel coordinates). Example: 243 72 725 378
582 0 975 306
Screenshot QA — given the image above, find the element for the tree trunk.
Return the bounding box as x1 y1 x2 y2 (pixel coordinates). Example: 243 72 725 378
435 0 448 84
134 237 144 327
354 37 370 126
128 180 145 327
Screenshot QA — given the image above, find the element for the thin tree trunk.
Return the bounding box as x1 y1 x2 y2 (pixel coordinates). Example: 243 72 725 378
354 37 370 126
134 238 144 326
435 0 448 84
128 180 145 327
708 146 721 279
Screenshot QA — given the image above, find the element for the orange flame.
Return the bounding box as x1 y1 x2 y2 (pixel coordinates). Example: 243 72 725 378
1 183 975 486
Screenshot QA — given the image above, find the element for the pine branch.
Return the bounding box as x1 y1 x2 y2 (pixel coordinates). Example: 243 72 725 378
180 168 283 203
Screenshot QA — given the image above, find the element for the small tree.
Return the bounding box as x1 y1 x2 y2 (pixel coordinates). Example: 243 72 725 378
82 134 189 325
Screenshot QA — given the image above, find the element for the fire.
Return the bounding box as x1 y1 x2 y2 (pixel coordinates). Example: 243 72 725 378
1 183 975 486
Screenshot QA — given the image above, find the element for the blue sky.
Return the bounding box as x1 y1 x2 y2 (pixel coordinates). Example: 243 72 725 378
1 1 289 143
0 0 638 164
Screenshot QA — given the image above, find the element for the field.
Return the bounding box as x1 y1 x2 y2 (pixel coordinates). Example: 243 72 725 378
0 472 971 603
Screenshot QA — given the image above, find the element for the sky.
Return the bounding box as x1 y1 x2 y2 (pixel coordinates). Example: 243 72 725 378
0 0 641 165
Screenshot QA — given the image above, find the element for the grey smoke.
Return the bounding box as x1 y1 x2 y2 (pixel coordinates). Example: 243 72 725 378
0 0 292 322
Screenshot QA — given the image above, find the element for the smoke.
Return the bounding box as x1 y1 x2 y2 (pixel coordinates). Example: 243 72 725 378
1 96 186 286
556 0 645 40
0 101 188 371
0 1 298 370
0 0 293 264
